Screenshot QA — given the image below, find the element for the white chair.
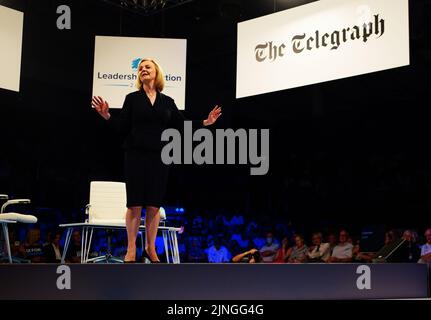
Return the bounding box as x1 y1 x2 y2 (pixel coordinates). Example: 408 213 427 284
0 195 37 263
60 181 181 263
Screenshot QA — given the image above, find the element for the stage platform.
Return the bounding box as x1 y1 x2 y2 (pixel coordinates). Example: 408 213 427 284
0 263 429 300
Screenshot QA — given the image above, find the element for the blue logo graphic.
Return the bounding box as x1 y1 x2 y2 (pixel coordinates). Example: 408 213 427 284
132 58 142 71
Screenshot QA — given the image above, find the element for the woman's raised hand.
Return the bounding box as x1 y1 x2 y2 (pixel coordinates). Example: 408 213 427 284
204 105 222 126
92 96 111 120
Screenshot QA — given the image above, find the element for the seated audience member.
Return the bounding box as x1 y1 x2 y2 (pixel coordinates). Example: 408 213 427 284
65 231 82 263
307 232 330 262
191 215 204 235
419 228 431 263
207 237 230 263
245 221 258 237
356 230 398 262
112 235 128 260
329 230 353 263
21 228 46 263
403 229 421 263
352 238 361 260
252 233 266 250
230 213 245 226
206 234 214 249
327 233 338 256
215 213 228 230
274 237 290 263
228 239 243 259
232 248 263 263
231 226 249 248
44 230 62 263
6 229 25 258
287 234 308 263
259 232 279 262
187 237 207 263
42 230 52 247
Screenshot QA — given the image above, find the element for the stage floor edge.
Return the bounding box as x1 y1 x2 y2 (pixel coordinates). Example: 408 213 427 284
0 263 429 300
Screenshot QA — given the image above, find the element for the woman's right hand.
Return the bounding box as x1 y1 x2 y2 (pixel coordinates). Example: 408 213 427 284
248 248 258 255
92 96 110 120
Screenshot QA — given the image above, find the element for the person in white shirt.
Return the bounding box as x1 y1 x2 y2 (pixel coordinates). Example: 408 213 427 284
419 228 431 263
259 233 279 262
207 238 230 263
307 232 330 262
329 230 353 263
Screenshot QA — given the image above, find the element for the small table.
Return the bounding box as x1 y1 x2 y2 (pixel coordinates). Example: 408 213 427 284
59 223 181 264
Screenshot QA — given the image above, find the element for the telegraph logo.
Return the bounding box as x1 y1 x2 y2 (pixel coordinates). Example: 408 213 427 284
255 14 385 62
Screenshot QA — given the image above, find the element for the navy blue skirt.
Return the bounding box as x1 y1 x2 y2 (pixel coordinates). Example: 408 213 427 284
124 149 169 208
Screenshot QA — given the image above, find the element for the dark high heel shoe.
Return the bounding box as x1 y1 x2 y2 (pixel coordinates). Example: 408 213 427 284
142 249 161 263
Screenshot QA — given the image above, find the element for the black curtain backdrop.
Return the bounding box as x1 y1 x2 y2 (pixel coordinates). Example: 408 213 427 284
0 0 430 230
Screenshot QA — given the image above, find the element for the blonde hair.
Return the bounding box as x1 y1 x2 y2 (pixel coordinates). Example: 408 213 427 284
135 58 165 92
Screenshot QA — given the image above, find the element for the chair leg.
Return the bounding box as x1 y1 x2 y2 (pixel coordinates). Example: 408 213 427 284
106 230 112 262
172 231 180 264
86 228 94 262
1 223 12 263
142 227 150 264
168 230 175 264
171 231 179 264
61 228 73 264
81 227 86 263
162 230 169 263
82 227 90 263
140 232 144 254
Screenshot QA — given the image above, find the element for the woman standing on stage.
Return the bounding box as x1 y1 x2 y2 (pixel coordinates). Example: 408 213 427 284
92 58 221 263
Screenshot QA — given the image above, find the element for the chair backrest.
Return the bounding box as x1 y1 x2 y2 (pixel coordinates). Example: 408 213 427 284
88 181 127 225
159 207 166 220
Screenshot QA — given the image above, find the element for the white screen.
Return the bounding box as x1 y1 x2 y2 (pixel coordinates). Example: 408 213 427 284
0 5 23 92
236 0 410 98
92 36 187 109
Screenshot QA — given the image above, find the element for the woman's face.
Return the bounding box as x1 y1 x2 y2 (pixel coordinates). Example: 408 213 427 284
339 231 348 243
312 235 321 246
403 231 412 241
139 60 157 83
385 232 393 245
54 234 61 245
295 236 303 247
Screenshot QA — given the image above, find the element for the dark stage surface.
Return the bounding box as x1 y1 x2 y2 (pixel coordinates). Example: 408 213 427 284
0 263 428 300
1 1 431 305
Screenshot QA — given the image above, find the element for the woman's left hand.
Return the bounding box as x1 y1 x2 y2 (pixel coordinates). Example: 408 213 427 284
204 105 222 126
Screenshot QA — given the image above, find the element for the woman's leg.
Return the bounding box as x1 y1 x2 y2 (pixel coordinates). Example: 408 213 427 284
124 206 142 261
145 206 161 261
